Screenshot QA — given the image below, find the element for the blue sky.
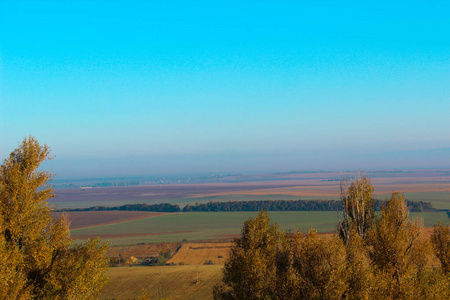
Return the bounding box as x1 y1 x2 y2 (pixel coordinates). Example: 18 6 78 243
1 1 449 178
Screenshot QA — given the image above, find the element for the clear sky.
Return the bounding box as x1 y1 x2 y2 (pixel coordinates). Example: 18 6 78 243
1 1 449 178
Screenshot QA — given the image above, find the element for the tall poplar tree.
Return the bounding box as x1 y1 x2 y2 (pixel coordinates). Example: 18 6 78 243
338 175 375 244
0 136 108 300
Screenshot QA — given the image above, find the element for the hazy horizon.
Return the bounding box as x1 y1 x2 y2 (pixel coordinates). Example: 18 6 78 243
1 1 449 178
41 147 450 180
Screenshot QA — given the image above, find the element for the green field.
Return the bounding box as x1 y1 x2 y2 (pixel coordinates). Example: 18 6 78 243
71 211 340 245
71 211 450 246
372 192 450 210
100 265 222 300
395 191 450 210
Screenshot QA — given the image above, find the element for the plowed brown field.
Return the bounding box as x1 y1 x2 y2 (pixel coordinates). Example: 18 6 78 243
53 211 166 230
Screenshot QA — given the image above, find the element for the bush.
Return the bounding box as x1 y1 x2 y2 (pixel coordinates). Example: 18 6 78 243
148 256 166 266
160 249 172 259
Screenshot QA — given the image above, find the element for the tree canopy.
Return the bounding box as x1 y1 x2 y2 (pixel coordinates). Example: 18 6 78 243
215 177 450 300
0 136 109 299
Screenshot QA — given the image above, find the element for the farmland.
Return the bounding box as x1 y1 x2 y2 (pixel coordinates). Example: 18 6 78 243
52 170 450 212
53 211 166 229
55 170 450 264
70 211 449 246
167 242 233 265
58 171 450 299
71 211 342 245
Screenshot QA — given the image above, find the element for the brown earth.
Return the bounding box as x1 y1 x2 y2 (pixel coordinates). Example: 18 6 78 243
53 211 167 230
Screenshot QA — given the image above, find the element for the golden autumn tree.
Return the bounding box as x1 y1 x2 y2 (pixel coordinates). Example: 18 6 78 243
368 192 449 299
217 177 450 299
338 176 377 299
340 230 374 300
0 136 109 300
214 212 349 300
431 220 450 274
338 175 375 244
214 211 283 299
290 230 347 300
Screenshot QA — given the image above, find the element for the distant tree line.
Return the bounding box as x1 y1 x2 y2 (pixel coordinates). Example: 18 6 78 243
182 199 434 213
57 199 435 213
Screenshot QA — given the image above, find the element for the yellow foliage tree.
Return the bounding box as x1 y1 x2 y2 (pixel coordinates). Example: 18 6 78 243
0 137 109 299
431 220 450 274
215 211 283 299
342 230 374 300
368 192 448 299
214 212 349 300
216 177 450 299
290 230 347 299
338 175 375 244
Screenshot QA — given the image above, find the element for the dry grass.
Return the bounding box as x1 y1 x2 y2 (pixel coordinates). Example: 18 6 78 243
100 265 223 300
167 242 233 266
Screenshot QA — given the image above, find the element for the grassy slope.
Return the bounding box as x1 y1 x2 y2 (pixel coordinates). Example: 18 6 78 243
100 265 223 300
